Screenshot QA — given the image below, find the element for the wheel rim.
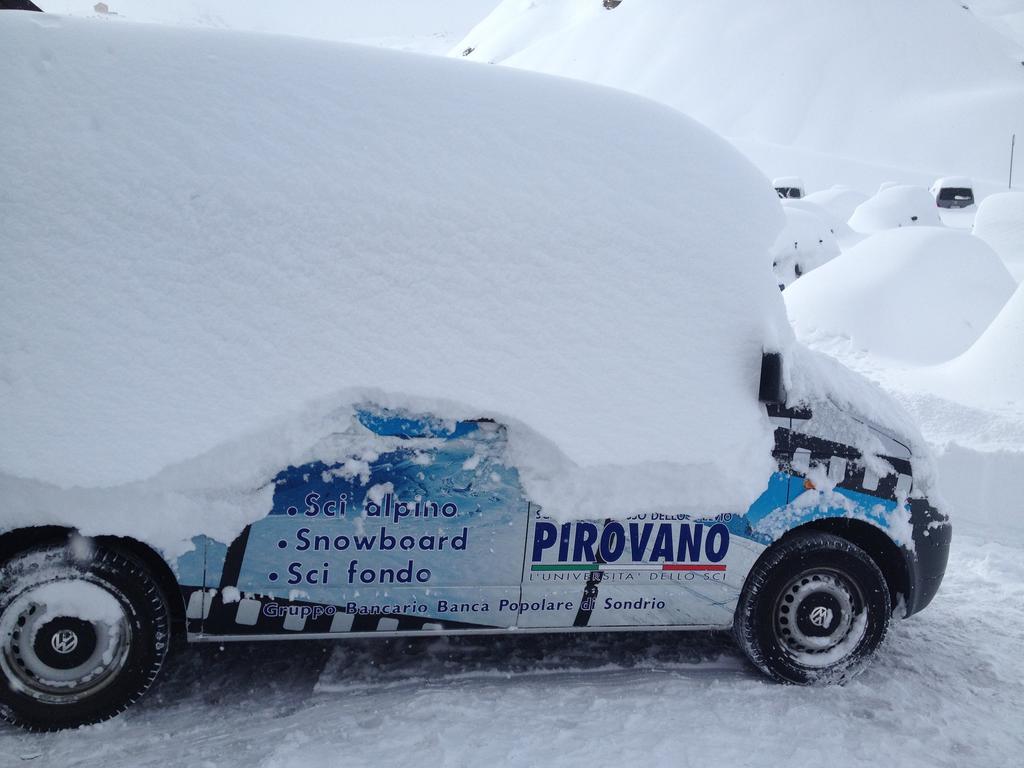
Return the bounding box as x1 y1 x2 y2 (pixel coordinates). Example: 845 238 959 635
773 568 867 668
0 578 132 705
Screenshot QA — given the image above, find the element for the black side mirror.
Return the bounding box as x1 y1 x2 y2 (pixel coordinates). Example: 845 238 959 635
758 352 786 405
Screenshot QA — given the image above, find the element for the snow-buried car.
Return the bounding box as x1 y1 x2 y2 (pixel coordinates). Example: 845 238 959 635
0 13 949 730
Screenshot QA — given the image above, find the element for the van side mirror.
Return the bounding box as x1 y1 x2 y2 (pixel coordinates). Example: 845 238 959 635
758 352 786 405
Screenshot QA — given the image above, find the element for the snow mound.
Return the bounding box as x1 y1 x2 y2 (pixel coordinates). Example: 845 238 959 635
0 13 791 549
455 0 1024 186
848 186 943 234
935 283 1024 410
973 191 1024 282
770 204 840 287
785 228 1016 364
802 186 869 229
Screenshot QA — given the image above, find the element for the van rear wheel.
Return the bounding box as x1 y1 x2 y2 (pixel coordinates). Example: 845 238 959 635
0 541 171 731
734 531 890 684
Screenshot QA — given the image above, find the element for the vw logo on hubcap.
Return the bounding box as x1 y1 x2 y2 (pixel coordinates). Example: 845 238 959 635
809 605 834 629
50 629 80 655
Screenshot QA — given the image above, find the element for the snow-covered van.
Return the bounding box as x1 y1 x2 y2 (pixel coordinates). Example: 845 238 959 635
0 362 952 730
773 176 805 199
0 15 950 731
930 176 975 209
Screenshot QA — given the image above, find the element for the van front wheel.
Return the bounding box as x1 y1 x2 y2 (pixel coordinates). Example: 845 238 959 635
734 531 890 684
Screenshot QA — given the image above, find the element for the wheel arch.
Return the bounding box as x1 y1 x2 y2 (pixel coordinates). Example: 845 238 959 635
754 518 910 617
0 526 187 639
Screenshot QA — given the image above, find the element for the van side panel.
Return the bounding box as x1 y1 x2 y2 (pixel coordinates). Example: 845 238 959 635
176 403 943 640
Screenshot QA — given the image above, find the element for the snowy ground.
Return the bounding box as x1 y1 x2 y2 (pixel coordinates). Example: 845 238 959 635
1 533 1020 767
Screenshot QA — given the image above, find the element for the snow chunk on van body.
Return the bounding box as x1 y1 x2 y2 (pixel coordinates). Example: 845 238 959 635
0 14 790 549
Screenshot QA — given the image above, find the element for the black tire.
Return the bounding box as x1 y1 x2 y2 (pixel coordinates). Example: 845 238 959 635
734 531 890 684
0 541 171 731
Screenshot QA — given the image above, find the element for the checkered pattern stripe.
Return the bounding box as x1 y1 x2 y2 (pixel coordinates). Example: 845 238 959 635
196 590 488 636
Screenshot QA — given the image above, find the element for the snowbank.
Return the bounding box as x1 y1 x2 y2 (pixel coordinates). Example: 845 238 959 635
847 186 943 234
937 442 1024 542
931 283 1024 411
785 228 1016 364
973 191 1024 281
455 0 1024 187
0 13 791 553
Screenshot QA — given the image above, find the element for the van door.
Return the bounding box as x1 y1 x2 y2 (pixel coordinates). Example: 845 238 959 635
196 409 529 637
516 479 786 630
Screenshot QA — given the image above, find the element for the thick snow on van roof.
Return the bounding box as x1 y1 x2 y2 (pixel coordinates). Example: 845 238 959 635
0 13 791 547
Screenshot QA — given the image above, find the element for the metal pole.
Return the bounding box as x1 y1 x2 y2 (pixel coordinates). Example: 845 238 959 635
1011 133 1016 190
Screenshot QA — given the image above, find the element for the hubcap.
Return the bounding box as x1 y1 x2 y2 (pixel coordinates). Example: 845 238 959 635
34 618 97 670
773 568 865 668
0 579 132 705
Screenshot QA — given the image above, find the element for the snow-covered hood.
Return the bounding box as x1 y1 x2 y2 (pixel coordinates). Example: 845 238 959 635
785 344 939 500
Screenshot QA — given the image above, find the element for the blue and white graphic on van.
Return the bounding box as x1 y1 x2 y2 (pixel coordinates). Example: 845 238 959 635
149 393 946 642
